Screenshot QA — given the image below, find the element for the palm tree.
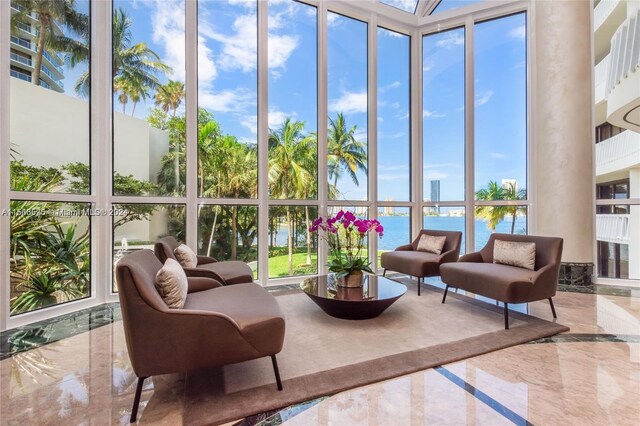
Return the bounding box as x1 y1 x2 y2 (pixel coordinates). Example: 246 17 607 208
12 0 88 88
502 182 527 234
113 77 130 114
156 80 186 189
475 181 510 232
155 80 185 116
326 113 367 195
73 8 171 97
268 118 316 275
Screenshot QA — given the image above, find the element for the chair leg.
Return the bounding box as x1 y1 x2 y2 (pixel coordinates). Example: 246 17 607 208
382 269 386 277
504 303 509 330
442 285 449 304
130 376 147 423
271 355 283 391
418 277 421 296
549 297 557 319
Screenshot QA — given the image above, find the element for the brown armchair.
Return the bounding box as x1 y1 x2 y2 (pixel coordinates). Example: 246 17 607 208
154 236 253 285
115 250 285 422
380 229 462 295
439 233 563 329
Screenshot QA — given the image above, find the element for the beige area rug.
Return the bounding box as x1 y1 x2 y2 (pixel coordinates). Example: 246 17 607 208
146 284 569 425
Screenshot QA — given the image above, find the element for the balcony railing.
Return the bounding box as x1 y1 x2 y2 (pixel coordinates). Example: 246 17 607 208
16 21 32 34
596 214 630 244
10 69 31 83
595 54 609 104
607 8 640 95
10 52 32 67
10 35 31 50
596 130 640 175
594 0 621 31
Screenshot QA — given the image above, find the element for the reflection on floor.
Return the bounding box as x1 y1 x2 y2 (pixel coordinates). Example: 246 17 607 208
1 278 639 425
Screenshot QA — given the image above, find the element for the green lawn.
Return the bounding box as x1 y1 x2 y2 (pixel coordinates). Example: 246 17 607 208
266 247 388 278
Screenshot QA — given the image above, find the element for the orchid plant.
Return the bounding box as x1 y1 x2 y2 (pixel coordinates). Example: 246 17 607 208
309 210 384 278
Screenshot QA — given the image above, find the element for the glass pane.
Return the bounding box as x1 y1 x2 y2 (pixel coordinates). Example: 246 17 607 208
198 0 258 198
113 204 186 291
474 206 527 251
377 207 411 268
378 28 410 202
10 202 91 315
424 207 466 254
268 206 318 279
474 14 527 201
9 0 90 194
327 13 368 201
379 1 419 14
326 206 370 266
432 0 485 15
112 0 184 196
596 205 639 280
423 28 465 202
197 205 258 279
268 1 318 200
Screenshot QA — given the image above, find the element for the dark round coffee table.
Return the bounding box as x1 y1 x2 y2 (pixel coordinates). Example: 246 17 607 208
300 274 407 320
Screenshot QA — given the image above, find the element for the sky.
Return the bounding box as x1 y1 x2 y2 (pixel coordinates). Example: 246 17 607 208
56 0 526 204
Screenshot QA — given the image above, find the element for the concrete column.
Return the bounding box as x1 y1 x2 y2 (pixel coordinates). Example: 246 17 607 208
532 0 594 280
629 168 640 279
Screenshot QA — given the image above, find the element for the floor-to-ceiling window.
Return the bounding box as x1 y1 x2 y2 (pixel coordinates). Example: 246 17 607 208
1 0 531 329
7 0 92 316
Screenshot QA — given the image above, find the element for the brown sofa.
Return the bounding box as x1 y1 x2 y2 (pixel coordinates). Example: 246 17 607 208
380 230 462 295
154 236 253 285
440 233 563 329
115 250 285 422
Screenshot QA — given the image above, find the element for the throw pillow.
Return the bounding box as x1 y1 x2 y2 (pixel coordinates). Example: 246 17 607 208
155 258 188 309
416 234 447 255
493 240 536 270
174 244 198 268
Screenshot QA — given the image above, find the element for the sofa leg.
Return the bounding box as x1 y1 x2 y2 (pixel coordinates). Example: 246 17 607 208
549 298 557 319
442 285 449 304
504 303 509 330
130 376 147 423
271 355 283 391
418 277 421 296
382 269 386 277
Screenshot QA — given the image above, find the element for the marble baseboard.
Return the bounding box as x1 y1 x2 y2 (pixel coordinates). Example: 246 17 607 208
558 262 593 287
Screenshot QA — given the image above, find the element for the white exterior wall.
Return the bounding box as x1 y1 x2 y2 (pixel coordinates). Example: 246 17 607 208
10 78 170 242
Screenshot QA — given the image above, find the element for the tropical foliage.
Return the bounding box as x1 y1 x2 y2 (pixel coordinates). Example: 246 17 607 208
475 181 527 233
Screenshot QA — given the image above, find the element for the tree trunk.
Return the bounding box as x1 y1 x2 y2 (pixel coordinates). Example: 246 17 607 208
231 206 238 260
173 147 180 192
305 206 311 265
286 207 293 276
32 17 47 86
206 206 219 257
131 102 137 116
511 213 516 234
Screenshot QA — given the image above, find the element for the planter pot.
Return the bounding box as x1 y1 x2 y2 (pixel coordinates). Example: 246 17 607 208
337 270 364 287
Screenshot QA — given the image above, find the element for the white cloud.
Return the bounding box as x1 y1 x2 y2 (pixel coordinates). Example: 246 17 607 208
240 115 257 134
151 0 187 81
378 117 384 122
329 91 368 114
379 81 401 94
268 109 296 129
423 109 445 119
475 90 494 107
327 13 340 28
391 102 400 109
508 25 526 39
424 171 448 180
490 152 507 159
379 131 405 140
198 88 255 113
379 28 405 38
436 31 464 48
381 0 418 13
378 173 409 181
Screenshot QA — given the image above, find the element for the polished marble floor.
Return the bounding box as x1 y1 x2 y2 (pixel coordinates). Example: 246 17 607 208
1 279 638 425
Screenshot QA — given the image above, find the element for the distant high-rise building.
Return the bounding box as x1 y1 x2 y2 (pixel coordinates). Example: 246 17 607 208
430 180 440 214
10 3 65 92
501 179 517 191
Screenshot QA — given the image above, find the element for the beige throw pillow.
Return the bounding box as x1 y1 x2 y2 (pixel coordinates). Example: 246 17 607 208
416 234 447 255
174 244 198 268
493 240 536 270
155 258 188 309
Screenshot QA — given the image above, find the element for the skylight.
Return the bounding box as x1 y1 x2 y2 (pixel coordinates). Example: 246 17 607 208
432 1 488 15
379 0 419 14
